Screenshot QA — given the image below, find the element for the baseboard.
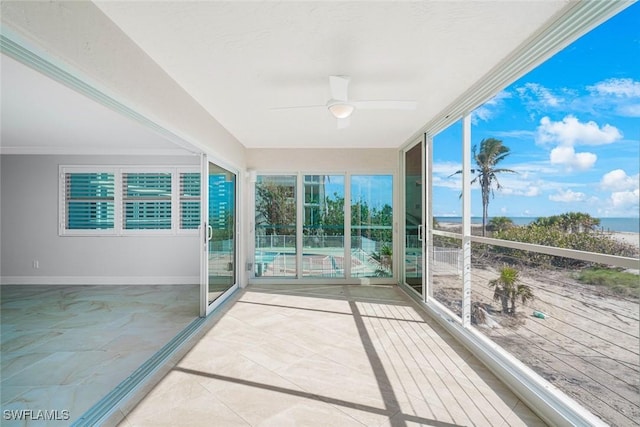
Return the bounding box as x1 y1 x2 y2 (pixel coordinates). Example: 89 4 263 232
0 276 199 285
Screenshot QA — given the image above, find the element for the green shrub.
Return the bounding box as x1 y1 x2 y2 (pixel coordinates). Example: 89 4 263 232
491 223 637 268
577 268 639 298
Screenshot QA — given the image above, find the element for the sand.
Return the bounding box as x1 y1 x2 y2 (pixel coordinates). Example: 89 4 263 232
609 231 640 249
432 265 639 426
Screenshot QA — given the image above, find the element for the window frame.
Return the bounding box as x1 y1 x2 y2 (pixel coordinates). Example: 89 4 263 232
251 171 396 283
59 165 200 236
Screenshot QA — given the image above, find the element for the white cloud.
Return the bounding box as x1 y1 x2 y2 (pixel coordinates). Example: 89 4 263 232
472 91 511 123
526 186 541 197
517 83 562 108
600 169 640 211
536 115 622 147
501 185 541 197
549 146 597 171
617 104 640 117
491 130 536 140
610 189 640 208
549 189 586 202
588 78 640 98
601 169 639 191
432 161 461 175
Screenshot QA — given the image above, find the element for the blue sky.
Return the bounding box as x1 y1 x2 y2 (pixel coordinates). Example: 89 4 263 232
432 3 639 219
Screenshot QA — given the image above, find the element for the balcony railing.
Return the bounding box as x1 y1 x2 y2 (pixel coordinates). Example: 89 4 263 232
428 234 639 426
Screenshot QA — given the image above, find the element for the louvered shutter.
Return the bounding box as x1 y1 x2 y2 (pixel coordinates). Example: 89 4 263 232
65 172 115 229
180 172 201 229
122 173 172 229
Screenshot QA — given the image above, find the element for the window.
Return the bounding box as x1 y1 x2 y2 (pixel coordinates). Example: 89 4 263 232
180 172 201 230
60 166 200 235
123 173 172 230
253 173 394 281
64 172 115 230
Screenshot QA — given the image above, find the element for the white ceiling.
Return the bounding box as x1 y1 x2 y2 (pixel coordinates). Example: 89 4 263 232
1 1 576 154
0 54 191 155
93 1 572 149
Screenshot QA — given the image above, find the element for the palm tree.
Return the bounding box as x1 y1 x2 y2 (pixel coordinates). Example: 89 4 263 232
490 266 534 315
487 216 515 233
451 138 516 236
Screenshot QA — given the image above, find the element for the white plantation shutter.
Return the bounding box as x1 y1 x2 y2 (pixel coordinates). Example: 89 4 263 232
122 172 172 230
180 172 201 229
60 167 199 235
65 172 115 230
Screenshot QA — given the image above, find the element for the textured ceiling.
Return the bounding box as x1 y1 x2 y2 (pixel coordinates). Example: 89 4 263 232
93 1 571 149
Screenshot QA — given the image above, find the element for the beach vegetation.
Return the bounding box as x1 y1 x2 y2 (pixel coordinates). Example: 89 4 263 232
490 213 637 268
529 212 600 233
489 266 534 315
576 268 639 298
487 216 515 233
450 138 516 237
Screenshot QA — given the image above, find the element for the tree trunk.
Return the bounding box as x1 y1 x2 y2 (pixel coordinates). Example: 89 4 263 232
500 289 509 314
482 190 489 237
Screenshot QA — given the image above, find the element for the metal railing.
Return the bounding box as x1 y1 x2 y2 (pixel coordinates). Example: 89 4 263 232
428 234 639 427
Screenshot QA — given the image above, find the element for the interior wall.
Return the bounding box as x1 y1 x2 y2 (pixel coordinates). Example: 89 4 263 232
247 148 397 172
0 154 200 285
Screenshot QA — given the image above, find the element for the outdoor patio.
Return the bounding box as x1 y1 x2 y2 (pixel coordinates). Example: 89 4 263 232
118 284 545 426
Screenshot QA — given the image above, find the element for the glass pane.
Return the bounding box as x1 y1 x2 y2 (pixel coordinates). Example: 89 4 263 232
405 144 423 293
255 175 297 277
351 175 393 278
208 163 235 304
180 172 201 230
123 173 172 230
303 175 344 278
432 120 463 234
65 172 115 230
470 242 638 426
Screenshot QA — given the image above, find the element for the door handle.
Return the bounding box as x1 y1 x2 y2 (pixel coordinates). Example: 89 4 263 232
417 224 423 242
207 224 213 242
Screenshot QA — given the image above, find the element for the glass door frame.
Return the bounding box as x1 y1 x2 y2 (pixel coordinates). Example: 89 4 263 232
401 135 427 301
200 153 240 317
249 171 397 285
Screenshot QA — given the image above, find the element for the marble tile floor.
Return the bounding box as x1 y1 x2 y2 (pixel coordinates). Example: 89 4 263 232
119 284 547 427
0 284 199 426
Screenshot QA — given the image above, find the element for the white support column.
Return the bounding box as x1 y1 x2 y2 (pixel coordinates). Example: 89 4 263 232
296 173 304 279
344 173 352 279
425 133 433 300
462 114 472 328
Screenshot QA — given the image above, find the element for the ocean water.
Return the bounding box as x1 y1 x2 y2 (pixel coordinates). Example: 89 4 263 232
435 217 639 233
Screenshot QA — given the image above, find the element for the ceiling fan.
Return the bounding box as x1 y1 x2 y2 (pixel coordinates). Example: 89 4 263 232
273 75 417 129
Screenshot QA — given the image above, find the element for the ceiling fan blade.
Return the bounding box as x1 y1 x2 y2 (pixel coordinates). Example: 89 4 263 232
351 100 417 110
337 116 350 129
329 75 350 101
270 104 326 111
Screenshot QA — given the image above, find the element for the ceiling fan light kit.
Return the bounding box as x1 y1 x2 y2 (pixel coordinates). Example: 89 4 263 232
274 75 416 128
328 102 355 119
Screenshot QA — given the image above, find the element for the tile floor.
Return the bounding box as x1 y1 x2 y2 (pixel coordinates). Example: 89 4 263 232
118 284 546 426
0 284 199 426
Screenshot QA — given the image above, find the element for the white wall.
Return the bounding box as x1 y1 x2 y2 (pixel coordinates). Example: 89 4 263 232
0 154 200 285
247 148 397 172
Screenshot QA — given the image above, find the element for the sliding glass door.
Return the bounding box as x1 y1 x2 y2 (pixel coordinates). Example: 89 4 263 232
303 175 345 278
201 157 237 316
404 138 425 296
253 173 393 282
